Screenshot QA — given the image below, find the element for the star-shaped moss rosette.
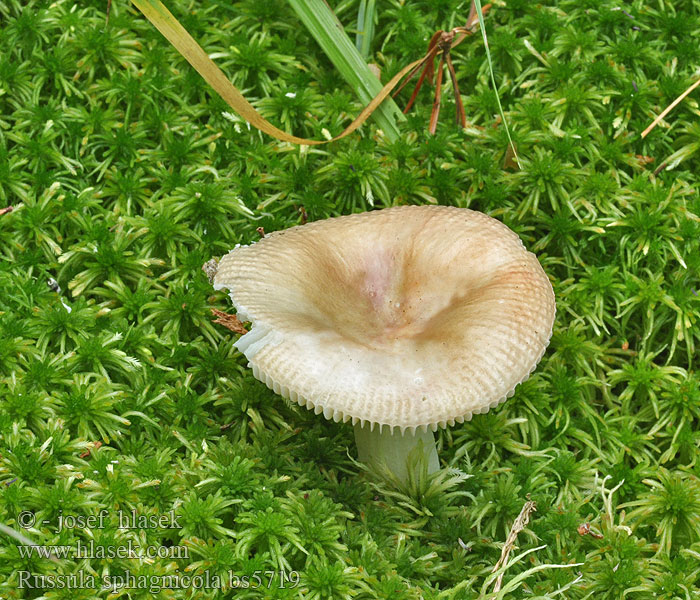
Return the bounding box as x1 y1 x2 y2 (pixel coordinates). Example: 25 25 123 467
210 206 555 482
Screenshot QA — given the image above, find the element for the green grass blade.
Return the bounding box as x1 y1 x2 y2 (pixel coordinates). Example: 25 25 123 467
473 0 521 168
287 0 403 141
356 0 376 59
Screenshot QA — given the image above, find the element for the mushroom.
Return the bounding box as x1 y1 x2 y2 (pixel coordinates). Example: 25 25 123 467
209 206 555 483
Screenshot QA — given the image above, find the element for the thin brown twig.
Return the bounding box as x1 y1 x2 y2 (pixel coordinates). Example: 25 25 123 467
396 30 443 112
445 53 466 128
641 76 700 138
392 1 491 134
429 54 446 134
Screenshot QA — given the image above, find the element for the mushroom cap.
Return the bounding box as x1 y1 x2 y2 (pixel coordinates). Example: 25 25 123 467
213 205 555 433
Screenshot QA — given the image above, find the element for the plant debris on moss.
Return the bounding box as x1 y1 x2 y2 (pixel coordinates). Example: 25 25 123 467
1 0 699 598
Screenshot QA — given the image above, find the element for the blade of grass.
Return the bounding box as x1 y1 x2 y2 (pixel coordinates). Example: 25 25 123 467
131 0 318 144
287 0 404 142
0 523 61 564
472 0 521 168
131 0 415 145
131 0 408 144
356 0 376 59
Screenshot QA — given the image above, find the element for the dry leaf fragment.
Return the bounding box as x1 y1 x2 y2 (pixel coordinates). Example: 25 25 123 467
202 258 219 285
80 441 103 459
211 308 248 335
503 143 519 171
491 500 537 593
577 521 604 539
299 206 308 224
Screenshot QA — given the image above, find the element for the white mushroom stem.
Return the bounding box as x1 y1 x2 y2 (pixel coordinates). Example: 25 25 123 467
354 423 439 484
